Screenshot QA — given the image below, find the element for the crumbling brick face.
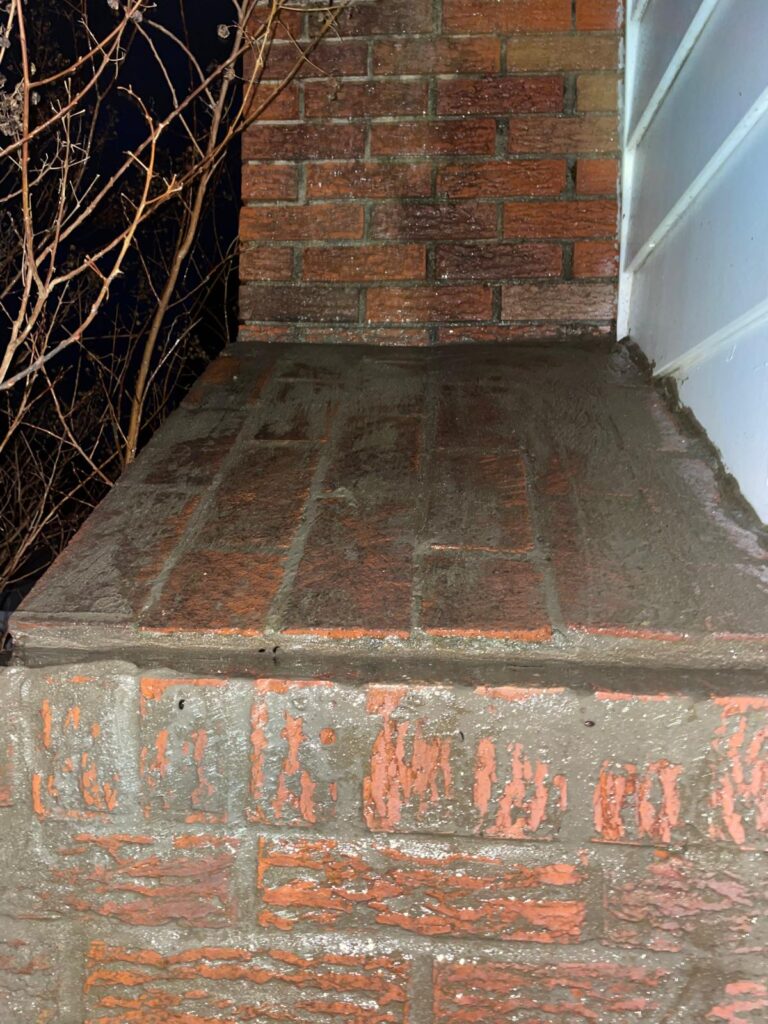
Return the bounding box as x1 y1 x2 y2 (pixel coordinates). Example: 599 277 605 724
4 663 768 1021
239 0 622 344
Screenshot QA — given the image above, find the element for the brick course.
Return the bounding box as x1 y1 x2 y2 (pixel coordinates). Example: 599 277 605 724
239 0 622 343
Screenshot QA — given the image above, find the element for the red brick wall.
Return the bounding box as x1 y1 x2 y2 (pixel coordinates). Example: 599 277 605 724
239 0 622 346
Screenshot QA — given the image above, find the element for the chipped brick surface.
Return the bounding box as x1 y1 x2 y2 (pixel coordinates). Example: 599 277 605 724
709 697 768 849
593 759 684 844
433 959 677 1022
0 685 15 807
5 658 768 1022
363 685 572 838
139 676 231 823
21 833 237 927
28 669 128 821
587 692 705 847
258 837 587 942
247 679 359 828
84 942 411 1023
706 980 768 1023
603 849 768 954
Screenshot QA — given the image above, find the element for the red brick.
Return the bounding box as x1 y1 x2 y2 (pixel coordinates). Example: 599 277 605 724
438 160 566 198
247 679 348 826
245 81 300 120
243 123 366 160
180 354 275 411
435 380 516 448
371 120 497 157
421 551 551 641
437 242 562 281
197 445 319 549
250 379 337 441
426 450 534 550
367 285 492 324
306 161 433 199
282 418 421 636
508 114 619 153
21 487 201 619
437 75 563 115
434 961 674 1022
363 686 453 831
604 852 768 953
471 737 568 839
577 72 620 111
240 283 360 323
258 837 587 942
503 281 615 320
504 199 617 238
242 163 299 200
240 324 297 343
438 322 613 343
577 0 623 29
537 455 710 639
141 550 284 632
444 0 572 33
318 0 434 35
371 202 497 241
709 697 768 848
247 4 304 39
302 326 432 346
274 356 346 382
240 246 294 282
304 244 426 282
31 834 236 927
373 37 501 75
507 33 619 70
139 677 231 823
246 39 369 79
31 672 124 820
574 240 619 277
577 157 619 194
241 204 363 241
593 760 684 844
304 79 429 119
85 943 410 1023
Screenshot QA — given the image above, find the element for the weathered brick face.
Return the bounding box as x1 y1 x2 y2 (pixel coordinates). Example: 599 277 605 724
4 662 768 1021
239 0 622 343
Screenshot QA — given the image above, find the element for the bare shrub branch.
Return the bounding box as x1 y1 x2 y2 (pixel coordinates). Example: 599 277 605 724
0 0 352 594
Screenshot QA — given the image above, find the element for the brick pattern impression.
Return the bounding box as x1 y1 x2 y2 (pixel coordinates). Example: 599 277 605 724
3 664 768 1020
17 343 768 652
240 0 622 344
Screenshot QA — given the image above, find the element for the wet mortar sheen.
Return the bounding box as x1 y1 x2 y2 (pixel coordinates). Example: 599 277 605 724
4 342 768 1022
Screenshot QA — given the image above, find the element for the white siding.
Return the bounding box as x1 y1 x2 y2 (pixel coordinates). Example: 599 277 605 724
620 0 768 521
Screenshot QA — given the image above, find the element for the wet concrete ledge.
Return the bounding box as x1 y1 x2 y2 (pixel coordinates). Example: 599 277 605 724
11 340 768 677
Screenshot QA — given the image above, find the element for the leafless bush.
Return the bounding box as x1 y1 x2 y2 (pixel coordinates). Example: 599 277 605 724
0 0 350 595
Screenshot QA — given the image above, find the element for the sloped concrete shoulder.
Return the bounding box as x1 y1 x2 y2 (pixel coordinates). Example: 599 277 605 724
2 660 768 1020
12 342 768 671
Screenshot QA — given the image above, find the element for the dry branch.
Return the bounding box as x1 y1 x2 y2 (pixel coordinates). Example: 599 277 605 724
0 0 353 594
